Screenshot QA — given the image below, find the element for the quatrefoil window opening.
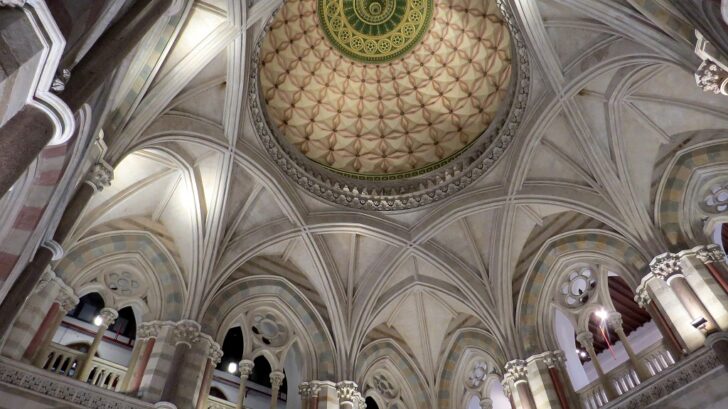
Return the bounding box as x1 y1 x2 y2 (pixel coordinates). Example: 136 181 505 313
250 310 289 347
105 271 141 296
466 361 488 389
560 268 597 308
704 183 728 213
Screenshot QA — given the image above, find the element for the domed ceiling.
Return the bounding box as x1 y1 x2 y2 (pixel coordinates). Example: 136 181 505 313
252 0 527 209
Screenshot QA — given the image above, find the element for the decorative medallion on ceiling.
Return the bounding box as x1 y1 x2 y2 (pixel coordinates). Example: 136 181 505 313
317 0 434 64
251 0 529 210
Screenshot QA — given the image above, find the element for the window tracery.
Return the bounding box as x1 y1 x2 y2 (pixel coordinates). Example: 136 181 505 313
559 267 597 308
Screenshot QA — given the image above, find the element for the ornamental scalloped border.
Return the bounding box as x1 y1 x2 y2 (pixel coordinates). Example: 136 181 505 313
249 0 530 211
316 0 436 65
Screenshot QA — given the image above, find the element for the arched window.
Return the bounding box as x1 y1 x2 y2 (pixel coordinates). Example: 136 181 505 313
365 397 380 409
67 293 104 323
110 306 137 341
217 327 244 372
209 386 227 400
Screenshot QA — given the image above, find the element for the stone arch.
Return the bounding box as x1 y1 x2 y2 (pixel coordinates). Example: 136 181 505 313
655 137 728 249
437 328 506 409
201 276 335 380
516 230 649 356
356 339 431 409
55 231 186 321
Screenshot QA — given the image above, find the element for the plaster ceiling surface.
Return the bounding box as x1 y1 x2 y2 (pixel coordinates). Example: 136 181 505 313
259 0 512 176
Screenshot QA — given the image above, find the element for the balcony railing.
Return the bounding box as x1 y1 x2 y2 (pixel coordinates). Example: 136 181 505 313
578 341 676 409
207 396 238 409
38 342 127 391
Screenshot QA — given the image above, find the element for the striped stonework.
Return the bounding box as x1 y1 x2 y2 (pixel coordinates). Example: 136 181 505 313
1 270 61 359
657 142 728 248
355 340 430 409
436 330 504 409
518 232 647 356
201 277 335 380
525 352 563 409
55 232 186 321
138 323 176 402
680 245 728 329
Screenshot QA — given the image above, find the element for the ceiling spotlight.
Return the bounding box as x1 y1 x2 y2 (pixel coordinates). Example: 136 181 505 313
579 351 588 358
93 315 103 326
227 362 238 374
596 309 609 321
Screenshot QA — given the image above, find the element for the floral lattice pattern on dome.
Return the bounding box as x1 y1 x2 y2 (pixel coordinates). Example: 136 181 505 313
559 268 597 308
260 0 512 176
317 0 434 64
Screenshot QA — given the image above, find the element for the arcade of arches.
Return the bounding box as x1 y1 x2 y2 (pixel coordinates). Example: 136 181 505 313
2 1 728 409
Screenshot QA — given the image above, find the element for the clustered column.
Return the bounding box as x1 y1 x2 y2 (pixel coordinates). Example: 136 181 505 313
637 245 728 366
194 341 223 409
299 380 365 409
575 332 617 400
237 359 254 409
122 322 160 396
503 360 537 409
77 307 118 381
607 313 651 381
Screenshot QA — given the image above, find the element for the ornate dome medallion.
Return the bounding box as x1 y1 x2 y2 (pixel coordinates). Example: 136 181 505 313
251 0 529 210
317 0 434 64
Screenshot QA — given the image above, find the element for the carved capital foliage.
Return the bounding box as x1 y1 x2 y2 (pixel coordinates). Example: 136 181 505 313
270 370 285 389
696 60 728 95
299 381 311 398
208 342 223 365
576 331 595 351
239 359 254 378
0 0 27 7
98 307 119 328
85 161 114 192
55 286 79 314
634 284 652 308
174 320 201 345
697 244 727 264
649 252 683 281
504 359 528 383
137 322 161 340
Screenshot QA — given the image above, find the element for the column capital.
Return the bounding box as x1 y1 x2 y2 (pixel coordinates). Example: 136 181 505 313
504 359 528 384
298 381 311 398
576 331 594 348
208 341 223 365
55 286 79 313
33 270 57 294
542 350 566 368
696 60 728 95
309 380 323 397
479 397 493 409
336 380 362 403
239 359 254 378
97 307 119 328
634 283 652 308
173 320 201 346
696 244 726 264
270 370 285 389
0 1 27 7
607 312 624 329
137 322 161 340
649 252 683 281
85 161 114 192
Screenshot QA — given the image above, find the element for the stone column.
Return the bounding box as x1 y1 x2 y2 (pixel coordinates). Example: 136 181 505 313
504 360 536 409
237 359 254 409
314 381 338 409
0 0 175 341
269 370 285 409
697 245 728 294
299 382 311 409
30 287 78 367
195 342 223 409
160 320 201 404
1 270 60 360
634 284 684 358
576 332 617 400
124 322 159 396
651 252 719 333
607 313 651 381
705 331 728 369
77 307 118 381
525 351 567 409
309 381 322 409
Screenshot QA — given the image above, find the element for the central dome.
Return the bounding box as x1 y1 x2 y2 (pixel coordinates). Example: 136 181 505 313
259 0 512 177
317 0 434 64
